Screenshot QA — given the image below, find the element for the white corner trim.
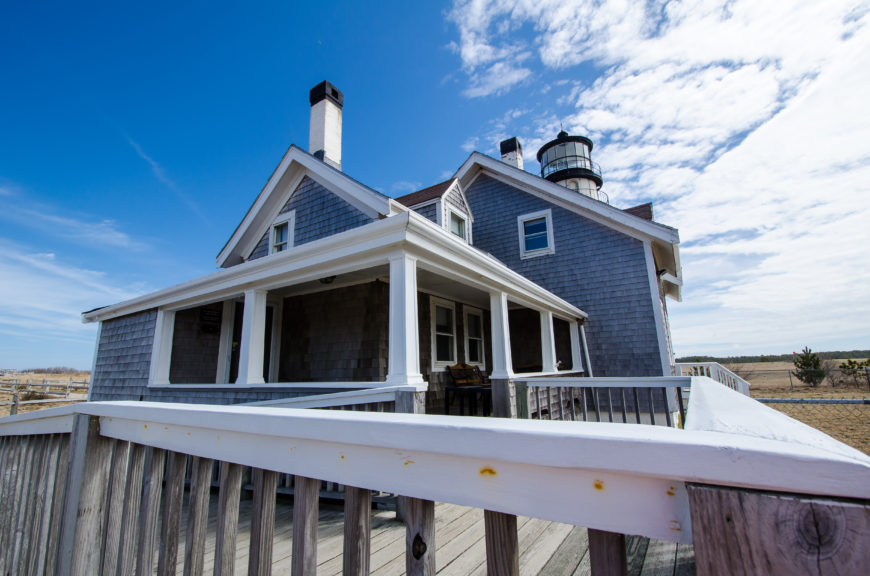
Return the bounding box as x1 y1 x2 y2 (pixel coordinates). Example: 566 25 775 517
149 310 176 386
644 241 672 376
518 209 555 259
87 322 102 402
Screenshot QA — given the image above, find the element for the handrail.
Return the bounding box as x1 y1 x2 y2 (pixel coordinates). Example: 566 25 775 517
3 380 869 547
673 362 751 395
242 385 407 409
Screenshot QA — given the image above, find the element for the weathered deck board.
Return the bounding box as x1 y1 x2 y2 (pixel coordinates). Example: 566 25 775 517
167 497 691 575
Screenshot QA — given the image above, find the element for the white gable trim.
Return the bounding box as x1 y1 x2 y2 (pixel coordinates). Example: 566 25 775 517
217 146 392 268
456 153 678 245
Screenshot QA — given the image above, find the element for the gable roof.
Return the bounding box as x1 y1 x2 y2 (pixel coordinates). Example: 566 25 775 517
217 145 404 268
453 152 682 299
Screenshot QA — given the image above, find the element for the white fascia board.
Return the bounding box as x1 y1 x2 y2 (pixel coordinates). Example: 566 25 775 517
455 153 680 246
83 211 585 324
405 212 586 320
217 146 392 268
84 215 412 323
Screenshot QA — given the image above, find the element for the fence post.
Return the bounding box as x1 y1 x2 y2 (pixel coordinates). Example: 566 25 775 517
688 483 870 574
788 370 794 390
56 414 114 576
865 367 870 391
11 392 18 415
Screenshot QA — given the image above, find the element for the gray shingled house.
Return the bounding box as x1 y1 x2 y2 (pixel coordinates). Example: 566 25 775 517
83 81 681 406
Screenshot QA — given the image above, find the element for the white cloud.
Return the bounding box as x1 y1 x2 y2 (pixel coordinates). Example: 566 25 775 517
448 0 870 354
0 202 144 250
391 180 423 195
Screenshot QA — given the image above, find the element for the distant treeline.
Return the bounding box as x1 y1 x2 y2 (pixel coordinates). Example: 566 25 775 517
677 350 870 364
19 366 90 374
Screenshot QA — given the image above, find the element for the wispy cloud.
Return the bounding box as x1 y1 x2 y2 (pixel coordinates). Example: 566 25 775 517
125 135 209 223
391 180 423 195
0 239 150 367
0 196 144 250
447 0 870 355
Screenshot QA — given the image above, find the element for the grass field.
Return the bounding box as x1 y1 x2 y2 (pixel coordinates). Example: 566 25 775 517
0 371 89 417
723 360 870 455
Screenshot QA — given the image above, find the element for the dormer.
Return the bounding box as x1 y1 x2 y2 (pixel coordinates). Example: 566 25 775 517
394 178 473 243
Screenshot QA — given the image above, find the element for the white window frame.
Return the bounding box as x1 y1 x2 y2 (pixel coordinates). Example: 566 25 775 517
430 297 457 371
447 208 468 242
270 211 295 255
463 306 485 368
517 209 555 259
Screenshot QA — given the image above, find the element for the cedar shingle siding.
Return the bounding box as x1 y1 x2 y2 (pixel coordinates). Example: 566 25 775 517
465 174 662 377
248 176 375 261
413 202 438 223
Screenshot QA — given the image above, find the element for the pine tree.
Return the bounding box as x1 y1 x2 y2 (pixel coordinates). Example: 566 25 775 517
793 347 824 387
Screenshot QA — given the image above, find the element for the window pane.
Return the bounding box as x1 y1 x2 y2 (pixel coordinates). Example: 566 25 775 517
436 334 454 362
468 340 481 363
467 313 481 339
275 223 288 243
450 213 466 239
524 218 547 236
525 234 548 251
435 305 453 334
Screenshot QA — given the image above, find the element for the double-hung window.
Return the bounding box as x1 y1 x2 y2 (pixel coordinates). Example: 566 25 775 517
517 209 555 258
431 298 456 369
449 210 467 241
270 212 295 254
464 307 485 366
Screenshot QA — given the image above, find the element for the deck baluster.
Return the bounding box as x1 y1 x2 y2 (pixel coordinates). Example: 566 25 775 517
214 461 243 576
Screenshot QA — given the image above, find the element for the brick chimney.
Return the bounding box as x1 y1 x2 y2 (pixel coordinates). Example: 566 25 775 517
309 81 343 170
500 137 523 170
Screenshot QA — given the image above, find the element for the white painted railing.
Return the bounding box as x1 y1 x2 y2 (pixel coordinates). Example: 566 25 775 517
1 378 869 574
674 362 751 395
242 385 409 410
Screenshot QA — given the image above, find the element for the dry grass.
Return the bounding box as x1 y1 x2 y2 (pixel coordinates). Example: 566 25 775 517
723 361 870 455
0 372 89 417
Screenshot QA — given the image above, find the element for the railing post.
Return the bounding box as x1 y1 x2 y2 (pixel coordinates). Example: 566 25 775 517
250 468 277 576
588 529 627 576
405 497 435 576
291 475 319 576
56 414 113 576
687 483 870 574
485 377 520 575
396 389 426 523
343 486 372 576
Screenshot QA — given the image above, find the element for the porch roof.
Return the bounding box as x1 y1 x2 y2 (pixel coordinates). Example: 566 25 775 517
82 211 586 323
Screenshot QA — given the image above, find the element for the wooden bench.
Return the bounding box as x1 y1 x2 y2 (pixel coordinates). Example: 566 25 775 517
444 363 492 416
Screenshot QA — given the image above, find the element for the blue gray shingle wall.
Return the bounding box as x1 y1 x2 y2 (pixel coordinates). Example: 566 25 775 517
90 309 367 403
248 175 375 261
412 202 438 223
465 174 663 377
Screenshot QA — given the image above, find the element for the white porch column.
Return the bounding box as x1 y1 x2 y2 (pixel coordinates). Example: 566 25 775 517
385 254 425 388
149 309 176 385
569 320 582 373
236 289 268 386
489 291 514 380
215 300 235 384
579 322 594 377
540 311 557 373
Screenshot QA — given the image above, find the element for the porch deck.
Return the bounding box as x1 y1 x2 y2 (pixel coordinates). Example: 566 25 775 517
170 497 695 575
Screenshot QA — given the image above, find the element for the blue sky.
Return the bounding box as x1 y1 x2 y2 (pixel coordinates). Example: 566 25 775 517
2 1 869 370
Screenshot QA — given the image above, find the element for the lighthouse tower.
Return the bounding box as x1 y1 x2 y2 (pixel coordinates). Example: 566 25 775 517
536 130 604 201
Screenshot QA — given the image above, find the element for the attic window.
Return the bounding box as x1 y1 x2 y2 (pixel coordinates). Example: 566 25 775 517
270 212 295 254
449 211 467 240
518 209 555 258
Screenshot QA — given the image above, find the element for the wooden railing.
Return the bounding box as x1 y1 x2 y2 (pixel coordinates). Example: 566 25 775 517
674 362 751 395
1 379 869 575
514 376 689 427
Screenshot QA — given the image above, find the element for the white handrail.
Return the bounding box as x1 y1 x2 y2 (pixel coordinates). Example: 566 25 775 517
2 380 868 546
674 362 751 395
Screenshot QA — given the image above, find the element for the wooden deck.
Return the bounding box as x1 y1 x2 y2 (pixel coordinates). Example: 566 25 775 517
170 496 695 575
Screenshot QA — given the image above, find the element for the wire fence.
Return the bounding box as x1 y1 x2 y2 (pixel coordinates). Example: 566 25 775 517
756 397 870 456
729 367 870 391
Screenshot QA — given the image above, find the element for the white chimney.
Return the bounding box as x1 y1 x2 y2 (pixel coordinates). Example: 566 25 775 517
500 137 523 170
309 81 343 170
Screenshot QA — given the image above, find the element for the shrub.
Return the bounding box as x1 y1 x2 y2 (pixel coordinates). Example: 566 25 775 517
793 347 824 387
839 359 870 387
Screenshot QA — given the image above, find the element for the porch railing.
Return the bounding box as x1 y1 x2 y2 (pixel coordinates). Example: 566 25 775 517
514 376 689 427
674 362 751 395
1 378 869 575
